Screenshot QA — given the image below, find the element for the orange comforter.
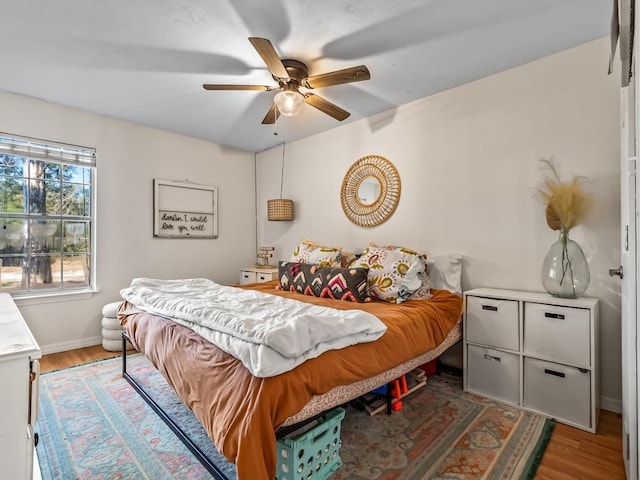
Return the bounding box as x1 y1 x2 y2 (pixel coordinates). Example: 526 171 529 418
119 281 462 480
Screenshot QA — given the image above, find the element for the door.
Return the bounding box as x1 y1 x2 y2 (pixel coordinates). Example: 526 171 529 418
620 81 638 480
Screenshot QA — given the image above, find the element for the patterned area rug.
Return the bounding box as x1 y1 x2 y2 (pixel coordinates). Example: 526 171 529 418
334 375 554 480
37 354 235 480
36 354 553 480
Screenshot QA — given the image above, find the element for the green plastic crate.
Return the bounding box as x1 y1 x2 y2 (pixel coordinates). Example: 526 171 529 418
275 407 345 480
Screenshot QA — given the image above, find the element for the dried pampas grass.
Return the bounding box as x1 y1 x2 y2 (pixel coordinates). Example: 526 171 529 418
538 159 592 231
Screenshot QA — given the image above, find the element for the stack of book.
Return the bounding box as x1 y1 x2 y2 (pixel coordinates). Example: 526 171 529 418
358 368 428 416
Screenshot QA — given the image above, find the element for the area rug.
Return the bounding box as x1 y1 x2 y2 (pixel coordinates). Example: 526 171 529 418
36 354 554 480
36 354 235 480
333 375 554 480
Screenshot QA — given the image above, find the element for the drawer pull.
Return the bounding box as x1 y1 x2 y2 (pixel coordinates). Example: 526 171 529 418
483 354 501 362
544 312 565 320
482 305 498 312
544 368 565 378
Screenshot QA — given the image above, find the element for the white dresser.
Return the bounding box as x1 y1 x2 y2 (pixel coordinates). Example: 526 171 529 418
239 267 278 285
0 293 42 479
463 288 599 433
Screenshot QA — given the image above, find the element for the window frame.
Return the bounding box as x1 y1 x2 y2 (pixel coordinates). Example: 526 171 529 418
0 133 96 298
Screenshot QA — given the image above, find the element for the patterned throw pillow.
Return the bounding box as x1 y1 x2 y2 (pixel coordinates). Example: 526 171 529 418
277 261 371 302
349 244 426 303
290 239 342 267
409 268 433 300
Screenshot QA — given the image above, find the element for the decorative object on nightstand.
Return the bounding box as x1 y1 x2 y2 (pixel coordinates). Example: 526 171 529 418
538 159 593 298
463 288 599 433
256 245 275 268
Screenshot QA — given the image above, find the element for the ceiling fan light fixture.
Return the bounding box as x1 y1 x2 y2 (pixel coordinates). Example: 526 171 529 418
274 90 305 117
203 38 370 124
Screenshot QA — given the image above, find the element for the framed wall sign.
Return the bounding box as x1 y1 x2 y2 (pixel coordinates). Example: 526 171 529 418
153 179 218 238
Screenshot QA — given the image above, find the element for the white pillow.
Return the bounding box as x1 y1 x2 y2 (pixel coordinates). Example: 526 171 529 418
426 254 463 295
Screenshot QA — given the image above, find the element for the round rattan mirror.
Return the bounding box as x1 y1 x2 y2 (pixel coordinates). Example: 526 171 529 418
340 155 401 227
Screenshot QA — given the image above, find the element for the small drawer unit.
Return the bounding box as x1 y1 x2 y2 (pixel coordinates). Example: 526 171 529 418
239 267 278 285
463 288 599 433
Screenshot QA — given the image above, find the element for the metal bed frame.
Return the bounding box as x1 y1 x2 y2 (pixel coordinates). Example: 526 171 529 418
121 332 371 480
121 333 231 479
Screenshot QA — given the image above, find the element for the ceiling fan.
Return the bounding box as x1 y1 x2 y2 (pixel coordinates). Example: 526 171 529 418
203 37 370 124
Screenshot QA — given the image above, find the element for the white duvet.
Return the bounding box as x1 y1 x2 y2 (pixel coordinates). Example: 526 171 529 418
120 278 387 377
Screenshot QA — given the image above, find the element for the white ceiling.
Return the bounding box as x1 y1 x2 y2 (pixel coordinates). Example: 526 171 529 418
1 0 611 153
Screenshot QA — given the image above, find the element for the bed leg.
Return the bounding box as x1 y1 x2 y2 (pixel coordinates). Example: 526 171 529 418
122 332 128 376
386 382 392 415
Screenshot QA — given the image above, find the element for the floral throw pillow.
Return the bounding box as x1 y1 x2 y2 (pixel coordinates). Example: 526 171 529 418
349 245 426 303
277 261 371 302
290 239 342 267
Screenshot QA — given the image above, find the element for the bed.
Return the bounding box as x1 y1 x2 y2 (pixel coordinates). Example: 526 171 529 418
118 275 462 480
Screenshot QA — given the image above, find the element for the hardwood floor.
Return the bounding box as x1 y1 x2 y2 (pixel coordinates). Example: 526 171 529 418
39 344 123 373
537 410 625 480
40 345 626 480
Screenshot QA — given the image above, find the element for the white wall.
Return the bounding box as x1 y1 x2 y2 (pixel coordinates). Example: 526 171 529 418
257 38 622 410
0 91 256 353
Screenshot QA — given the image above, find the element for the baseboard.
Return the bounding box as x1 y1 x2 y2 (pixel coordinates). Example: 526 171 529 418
39 336 103 355
600 395 622 414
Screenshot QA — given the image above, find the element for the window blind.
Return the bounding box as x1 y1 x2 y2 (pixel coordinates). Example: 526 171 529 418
0 133 96 167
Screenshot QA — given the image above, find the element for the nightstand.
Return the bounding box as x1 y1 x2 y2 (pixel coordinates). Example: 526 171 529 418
239 267 278 285
463 288 599 433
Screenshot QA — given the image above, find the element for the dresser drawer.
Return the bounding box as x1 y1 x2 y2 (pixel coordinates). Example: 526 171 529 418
465 296 519 350
466 344 520 405
523 357 591 429
240 270 257 285
524 302 590 367
256 271 276 282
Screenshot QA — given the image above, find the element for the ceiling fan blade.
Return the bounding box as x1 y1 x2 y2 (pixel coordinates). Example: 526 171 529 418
304 94 350 121
203 84 270 91
262 103 280 124
303 65 370 89
248 37 289 79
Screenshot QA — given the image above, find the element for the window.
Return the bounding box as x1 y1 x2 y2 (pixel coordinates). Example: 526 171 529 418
0 133 95 295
